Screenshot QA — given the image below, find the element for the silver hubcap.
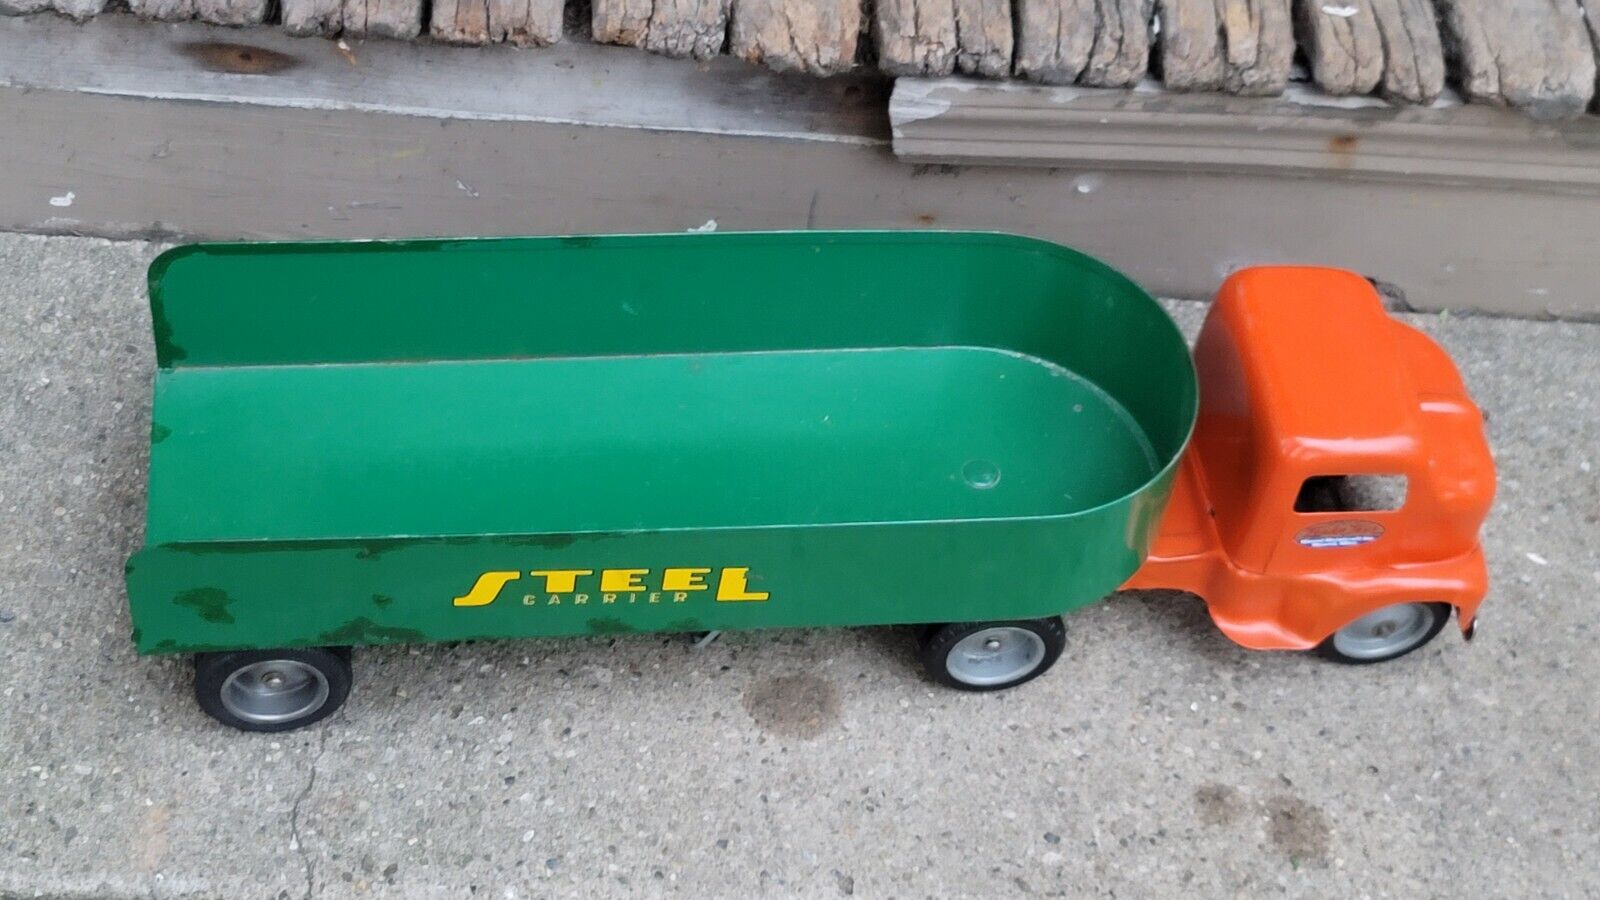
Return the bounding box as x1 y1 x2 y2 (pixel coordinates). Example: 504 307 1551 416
946 626 1047 686
1331 603 1436 660
220 660 330 725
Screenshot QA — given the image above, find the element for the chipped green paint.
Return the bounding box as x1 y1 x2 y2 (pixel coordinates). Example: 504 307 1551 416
174 587 234 624
315 617 428 646
145 265 187 367
124 232 1196 656
586 617 638 635
159 538 408 556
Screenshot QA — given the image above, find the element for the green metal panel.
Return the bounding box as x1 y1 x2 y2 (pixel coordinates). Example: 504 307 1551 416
127 231 1196 654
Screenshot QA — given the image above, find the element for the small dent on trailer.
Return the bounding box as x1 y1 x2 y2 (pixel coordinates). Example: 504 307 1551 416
961 459 1001 489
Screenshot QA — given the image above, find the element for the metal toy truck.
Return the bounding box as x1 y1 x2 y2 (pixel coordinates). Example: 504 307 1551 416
123 232 1494 731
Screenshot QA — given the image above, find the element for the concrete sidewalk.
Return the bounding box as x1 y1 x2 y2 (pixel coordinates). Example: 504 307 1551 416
0 232 1595 898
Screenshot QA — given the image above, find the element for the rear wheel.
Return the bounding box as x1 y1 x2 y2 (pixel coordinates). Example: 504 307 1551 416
1317 602 1451 664
919 618 1066 691
194 647 352 732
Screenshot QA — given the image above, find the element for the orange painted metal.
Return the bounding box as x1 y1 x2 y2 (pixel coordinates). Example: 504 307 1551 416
1126 267 1495 649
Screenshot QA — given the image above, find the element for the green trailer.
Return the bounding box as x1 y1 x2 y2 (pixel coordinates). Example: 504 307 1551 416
124 231 1197 731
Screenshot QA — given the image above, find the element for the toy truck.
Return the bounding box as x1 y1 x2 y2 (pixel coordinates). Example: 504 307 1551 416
122 232 1494 731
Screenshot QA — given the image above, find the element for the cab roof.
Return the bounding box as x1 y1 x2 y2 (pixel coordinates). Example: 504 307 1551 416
1214 267 1421 460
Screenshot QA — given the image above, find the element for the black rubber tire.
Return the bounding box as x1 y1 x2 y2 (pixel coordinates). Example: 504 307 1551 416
1315 603 1452 665
919 617 1066 692
194 647 352 732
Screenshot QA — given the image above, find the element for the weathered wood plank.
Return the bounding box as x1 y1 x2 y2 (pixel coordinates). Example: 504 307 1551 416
1586 7 1600 111
433 0 562 45
280 0 343 34
729 0 861 74
125 0 189 19
953 0 1012 75
0 0 52 15
1013 0 1094 83
52 0 110 19
1293 0 1382 95
1292 0 1444 101
1016 0 1150 86
1082 0 1154 85
874 0 958 75
0 0 104 19
349 0 424 37
282 0 423 37
126 0 268 24
874 0 1013 77
1367 0 1445 103
593 0 730 59
1155 0 1293 94
1435 0 1595 117
1155 0 1225 87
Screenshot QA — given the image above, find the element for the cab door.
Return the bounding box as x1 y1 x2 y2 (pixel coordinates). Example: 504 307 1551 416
1266 472 1413 575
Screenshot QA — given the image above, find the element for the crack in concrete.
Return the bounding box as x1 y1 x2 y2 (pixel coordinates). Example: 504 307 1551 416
288 729 330 900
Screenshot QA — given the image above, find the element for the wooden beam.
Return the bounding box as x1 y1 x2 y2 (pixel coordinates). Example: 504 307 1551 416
5 17 1600 318
1434 0 1595 117
889 76 1600 190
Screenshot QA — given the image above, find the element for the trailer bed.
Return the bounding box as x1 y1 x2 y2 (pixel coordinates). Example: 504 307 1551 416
148 346 1157 543
127 231 1198 656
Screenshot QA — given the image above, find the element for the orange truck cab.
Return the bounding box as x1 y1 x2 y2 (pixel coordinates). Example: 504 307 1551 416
1126 267 1496 663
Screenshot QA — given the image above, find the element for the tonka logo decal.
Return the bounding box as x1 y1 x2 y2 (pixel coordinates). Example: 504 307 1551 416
1295 519 1385 548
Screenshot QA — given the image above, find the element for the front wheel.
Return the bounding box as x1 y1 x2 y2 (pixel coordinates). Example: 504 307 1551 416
919 618 1066 691
1317 602 1451 664
194 647 352 732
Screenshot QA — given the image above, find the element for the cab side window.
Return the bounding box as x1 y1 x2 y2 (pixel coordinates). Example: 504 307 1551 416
1293 475 1407 512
